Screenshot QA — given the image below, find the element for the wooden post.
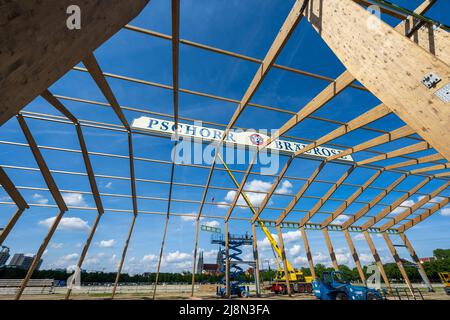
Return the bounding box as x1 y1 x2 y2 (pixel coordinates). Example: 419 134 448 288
399 233 434 291
190 219 200 297
300 227 316 279
276 225 292 296
0 208 24 246
343 230 366 283
383 233 415 297
251 223 261 296
225 221 230 298
363 231 392 292
322 228 339 271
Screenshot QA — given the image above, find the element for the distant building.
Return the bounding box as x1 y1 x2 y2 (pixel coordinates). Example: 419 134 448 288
0 246 10 266
419 257 436 264
197 251 204 275
197 250 223 275
9 253 42 270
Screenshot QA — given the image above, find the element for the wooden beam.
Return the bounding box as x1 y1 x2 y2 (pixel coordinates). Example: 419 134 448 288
277 225 292 296
357 142 430 166
327 126 415 162
305 0 450 161
396 196 450 232
0 0 149 125
300 227 316 279
0 209 24 246
321 170 382 227
300 165 356 226
251 223 261 296
171 0 180 128
276 161 327 225
361 177 431 230
342 173 408 229
322 228 339 271
410 163 450 174
380 181 450 231
399 233 434 291
0 167 28 210
383 233 415 296
384 153 444 170
363 231 392 291
82 53 129 130
297 104 390 156
343 230 366 283
17 115 67 211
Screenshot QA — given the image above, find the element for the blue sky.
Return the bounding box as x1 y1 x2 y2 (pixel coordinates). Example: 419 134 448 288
0 0 449 275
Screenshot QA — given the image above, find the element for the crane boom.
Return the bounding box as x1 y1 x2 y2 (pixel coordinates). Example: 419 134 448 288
216 153 298 278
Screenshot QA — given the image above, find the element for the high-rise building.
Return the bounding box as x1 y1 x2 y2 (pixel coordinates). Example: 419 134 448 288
0 246 10 266
8 253 42 270
197 251 204 275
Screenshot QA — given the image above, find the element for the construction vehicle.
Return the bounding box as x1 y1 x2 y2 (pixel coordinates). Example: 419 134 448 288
217 153 313 294
438 272 450 295
312 271 383 300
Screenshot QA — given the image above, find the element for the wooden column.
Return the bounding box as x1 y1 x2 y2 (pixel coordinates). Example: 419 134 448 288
363 231 392 292
399 233 434 291
225 221 230 298
322 228 339 271
251 223 261 296
276 225 292 296
0 209 24 246
300 227 316 279
343 230 366 283
190 219 200 297
383 233 415 296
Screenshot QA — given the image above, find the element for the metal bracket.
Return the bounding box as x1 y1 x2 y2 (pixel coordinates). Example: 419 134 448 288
435 83 450 103
421 72 441 89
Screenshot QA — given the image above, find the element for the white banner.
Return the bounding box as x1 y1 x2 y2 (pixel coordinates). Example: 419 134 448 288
131 116 353 162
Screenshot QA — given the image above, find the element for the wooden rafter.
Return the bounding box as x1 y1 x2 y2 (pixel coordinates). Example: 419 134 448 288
384 153 444 170
410 163 450 174
357 142 431 166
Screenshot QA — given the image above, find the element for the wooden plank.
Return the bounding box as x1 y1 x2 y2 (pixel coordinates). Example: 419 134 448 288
276 161 327 225
277 225 292 296
171 0 180 128
305 0 450 161
360 177 431 230
322 228 339 271
0 209 24 246
384 153 443 170
381 181 450 231
17 115 67 211
0 0 149 125
251 223 261 296
363 231 392 291
342 173 408 229
357 142 430 166
398 196 449 232
300 165 356 226
383 233 415 296
297 104 390 156
321 170 382 227
343 229 366 283
327 126 415 162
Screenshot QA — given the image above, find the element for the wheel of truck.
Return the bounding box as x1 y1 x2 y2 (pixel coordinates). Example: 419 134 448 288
335 292 349 300
367 293 378 300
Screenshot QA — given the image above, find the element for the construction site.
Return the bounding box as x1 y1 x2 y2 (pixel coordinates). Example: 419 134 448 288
0 0 449 302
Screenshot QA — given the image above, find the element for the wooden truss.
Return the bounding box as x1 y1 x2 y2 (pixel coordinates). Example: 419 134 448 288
0 0 449 299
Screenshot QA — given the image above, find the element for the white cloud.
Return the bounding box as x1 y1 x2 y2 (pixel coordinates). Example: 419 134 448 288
165 251 191 263
143 254 158 262
99 239 115 248
181 215 196 222
62 192 88 207
50 243 63 249
390 199 415 216
353 233 365 241
204 220 220 228
59 253 79 262
334 214 349 225
289 244 301 256
276 180 293 194
33 193 49 204
440 206 450 217
105 182 113 189
38 216 91 231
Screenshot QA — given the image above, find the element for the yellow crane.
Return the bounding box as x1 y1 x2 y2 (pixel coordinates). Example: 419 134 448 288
216 153 312 293
438 272 450 295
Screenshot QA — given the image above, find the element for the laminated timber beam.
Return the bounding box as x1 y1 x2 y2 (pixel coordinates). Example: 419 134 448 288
0 167 29 245
322 228 339 271
277 225 292 296
321 170 382 227
300 227 316 279
251 223 262 296
15 115 67 300
0 0 149 126
380 181 450 231
396 195 450 232
363 231 392 291
384 153 444 170
383 233 415 296
361 176 432 230
341 173 409 229
357 142 431 166
343 229 366 283
327 126 416 162
304 0 450 161
410 163 450 174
